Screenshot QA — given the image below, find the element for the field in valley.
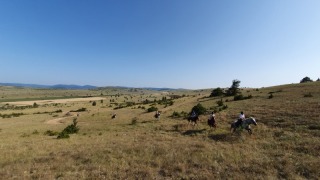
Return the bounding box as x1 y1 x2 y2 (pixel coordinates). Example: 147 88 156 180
0 83 319 179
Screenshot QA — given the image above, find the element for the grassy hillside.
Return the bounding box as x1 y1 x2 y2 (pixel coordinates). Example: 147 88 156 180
0 82 319 179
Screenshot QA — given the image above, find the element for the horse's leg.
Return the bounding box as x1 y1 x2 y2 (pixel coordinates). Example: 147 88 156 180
246 127 252 135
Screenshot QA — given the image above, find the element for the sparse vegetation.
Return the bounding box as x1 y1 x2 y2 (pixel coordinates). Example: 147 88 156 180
0 112 25 118
0 83 319 179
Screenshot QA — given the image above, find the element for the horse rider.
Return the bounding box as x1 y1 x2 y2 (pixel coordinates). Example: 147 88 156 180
155 111 160 120
191 110 197 118
235 111 245 128
209 111 215 121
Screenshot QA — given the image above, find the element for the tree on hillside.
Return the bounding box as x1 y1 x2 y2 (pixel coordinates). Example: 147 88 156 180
317 78 320 81
300 77 313 83
226 79 241 96
210 87 224 97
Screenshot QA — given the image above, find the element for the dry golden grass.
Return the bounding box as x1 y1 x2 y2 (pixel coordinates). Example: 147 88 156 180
0 82 319 179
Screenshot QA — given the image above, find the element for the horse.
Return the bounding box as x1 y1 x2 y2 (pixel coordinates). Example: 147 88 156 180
188 116 200 126
207 117 216 129
154 113 160 120
230 117 257 134
112 113 117 119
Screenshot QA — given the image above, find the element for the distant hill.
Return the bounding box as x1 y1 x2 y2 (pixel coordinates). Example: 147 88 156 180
0 83 96 90
0 83 183 91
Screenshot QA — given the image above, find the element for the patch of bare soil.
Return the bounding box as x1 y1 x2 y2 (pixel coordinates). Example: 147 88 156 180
4 97 106 106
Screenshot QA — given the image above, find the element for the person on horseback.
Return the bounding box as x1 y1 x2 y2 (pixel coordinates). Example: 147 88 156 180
155 111 160 120
235 111 245 128
191 110 197 118
209 112 215 121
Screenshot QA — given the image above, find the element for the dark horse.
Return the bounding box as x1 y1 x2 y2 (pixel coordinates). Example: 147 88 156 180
154 113 160 120
230 117 257 134
207 117 216 129
188 116 200 126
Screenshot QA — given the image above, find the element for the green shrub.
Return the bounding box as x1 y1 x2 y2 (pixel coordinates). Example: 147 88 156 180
216 99 224 106
44 130 59 136
234 94 244 101
172 111 181 118
33 102 39 108
57 118 79 139
92 101 96 106
71 108 86 112
210 87 224 97
57 132 70 139
32 130 39 135
147 106 158 112
191 103 206 115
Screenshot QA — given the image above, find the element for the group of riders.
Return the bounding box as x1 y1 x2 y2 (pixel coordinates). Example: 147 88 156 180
157 109 246 129
190 110 246 129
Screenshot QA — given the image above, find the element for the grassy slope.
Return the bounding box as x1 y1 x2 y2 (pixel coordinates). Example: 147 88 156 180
0 82 319 179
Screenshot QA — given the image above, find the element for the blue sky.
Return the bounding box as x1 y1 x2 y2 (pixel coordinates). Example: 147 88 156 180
0 0 319 89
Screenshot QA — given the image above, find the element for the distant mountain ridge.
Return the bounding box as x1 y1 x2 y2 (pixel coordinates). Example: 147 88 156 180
0 83 183 90
0 83 96 90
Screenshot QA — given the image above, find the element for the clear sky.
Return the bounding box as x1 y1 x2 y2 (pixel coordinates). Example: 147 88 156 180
0 0 319 89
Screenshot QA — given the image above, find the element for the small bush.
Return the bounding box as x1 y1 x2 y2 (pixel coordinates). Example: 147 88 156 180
216 99 224 106
92 101 96 106
71 108 86 112
172 111 181 118
33 102 39 108
57 118 79 139
234 94 244 101
222 105 228 110
57 132 70 139
234 94 252 101
32 130 39 135
44 130 59 136
131 117 138 125
147 106 158 112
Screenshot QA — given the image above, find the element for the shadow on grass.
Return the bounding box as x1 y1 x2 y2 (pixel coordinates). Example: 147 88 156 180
182 129 207 136
208 133 238 142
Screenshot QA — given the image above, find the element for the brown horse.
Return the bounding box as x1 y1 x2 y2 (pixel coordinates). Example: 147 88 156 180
188 116 200 126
